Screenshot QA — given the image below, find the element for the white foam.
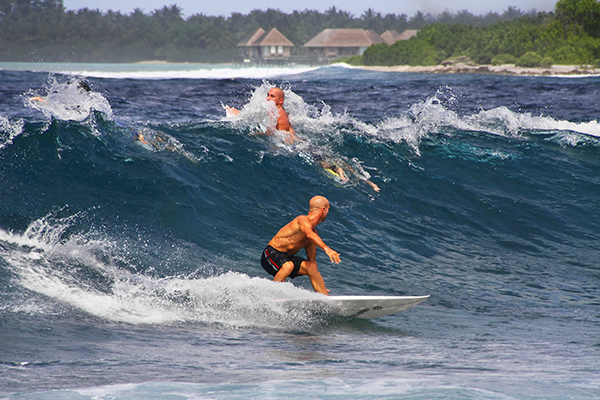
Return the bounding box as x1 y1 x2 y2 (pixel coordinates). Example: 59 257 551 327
0 115 24 150
24 76 113 122
468 106 600 138
224 83 279 133
370 96 600 153
226 83 368 146
0 213 325 329
3 62 318 80
82 66 317 80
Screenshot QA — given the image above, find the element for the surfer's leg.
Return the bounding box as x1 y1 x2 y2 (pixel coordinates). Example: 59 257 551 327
298 261 329 295
335 166 348 182
273 261 295 282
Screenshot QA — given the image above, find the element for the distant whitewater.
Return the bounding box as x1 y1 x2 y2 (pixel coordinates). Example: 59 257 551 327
0 61 318 80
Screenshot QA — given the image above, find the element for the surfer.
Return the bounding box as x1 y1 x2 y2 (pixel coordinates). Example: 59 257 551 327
261 195 340 295
30 79 92 103
226 87 380 192
133 132 156 148
225 87 298 143
314 154 380 192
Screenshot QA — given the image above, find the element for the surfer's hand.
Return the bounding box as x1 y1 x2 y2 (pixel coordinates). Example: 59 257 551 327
325 248 340 263
224 106 239 117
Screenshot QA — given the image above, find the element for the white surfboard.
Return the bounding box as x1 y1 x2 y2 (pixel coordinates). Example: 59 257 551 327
282 295 429 319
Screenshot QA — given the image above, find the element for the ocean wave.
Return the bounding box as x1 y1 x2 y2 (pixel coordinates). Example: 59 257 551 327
0 212 335 329
1 62 319 80
0 115 24 150
371 95 600 153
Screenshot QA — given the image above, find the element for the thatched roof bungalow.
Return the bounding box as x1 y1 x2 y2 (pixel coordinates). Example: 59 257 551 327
237 28 294 63
303 29 385 59
381 30 400 46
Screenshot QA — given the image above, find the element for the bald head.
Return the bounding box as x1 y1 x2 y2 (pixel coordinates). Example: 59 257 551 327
267 87 285 106
309 195 329 212
271 87 284 98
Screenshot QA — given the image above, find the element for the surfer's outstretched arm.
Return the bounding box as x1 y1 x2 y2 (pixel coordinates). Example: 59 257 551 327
224 106 239 117
298 216 340 263
364 179 380 192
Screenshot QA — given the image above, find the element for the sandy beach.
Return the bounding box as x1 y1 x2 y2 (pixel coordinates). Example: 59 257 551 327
357 63 600 76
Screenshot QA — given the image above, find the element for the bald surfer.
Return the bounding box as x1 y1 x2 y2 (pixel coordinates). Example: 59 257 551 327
261 195 340 295
225 86 298 143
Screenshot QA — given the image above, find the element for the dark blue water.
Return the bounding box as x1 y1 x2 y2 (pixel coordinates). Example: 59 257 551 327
1 63 599 399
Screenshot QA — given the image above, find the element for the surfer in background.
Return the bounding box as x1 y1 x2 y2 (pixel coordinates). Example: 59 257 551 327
315 154 381 192
226 87 381 192
261 195 340 295
29 79 92 103
133 132 174 151
132 130 199 163
225 86 298 143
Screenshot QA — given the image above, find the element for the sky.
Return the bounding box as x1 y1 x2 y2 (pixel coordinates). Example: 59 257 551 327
61 0 558 18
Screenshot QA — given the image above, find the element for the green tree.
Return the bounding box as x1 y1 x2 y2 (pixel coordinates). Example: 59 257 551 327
555 0 600 36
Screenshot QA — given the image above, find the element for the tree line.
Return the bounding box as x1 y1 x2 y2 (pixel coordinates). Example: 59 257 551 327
360 0 600 67
0 0 540 63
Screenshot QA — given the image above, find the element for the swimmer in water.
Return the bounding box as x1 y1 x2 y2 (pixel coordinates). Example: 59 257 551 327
314 153 380 192
225 87 298 144
29 79 92 103
133 132 175 151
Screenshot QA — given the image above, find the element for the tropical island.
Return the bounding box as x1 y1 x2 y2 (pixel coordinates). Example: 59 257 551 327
352 0 600 74
1 0 599 74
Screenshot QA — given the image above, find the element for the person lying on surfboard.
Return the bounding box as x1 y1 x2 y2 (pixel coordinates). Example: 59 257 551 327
261 195 340 295
225 87 298 144
313 153 381 192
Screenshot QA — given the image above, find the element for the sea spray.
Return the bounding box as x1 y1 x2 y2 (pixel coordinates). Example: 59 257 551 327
0 115 24 150
0 213 332 329
24 75 113 122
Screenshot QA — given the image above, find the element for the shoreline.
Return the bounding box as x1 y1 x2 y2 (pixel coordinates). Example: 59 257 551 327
134 60 234 65
2 60 599 76
135 60 600 76
355 63 600 76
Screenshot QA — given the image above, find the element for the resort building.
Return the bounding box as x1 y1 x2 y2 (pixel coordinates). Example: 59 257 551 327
303 29 385 61
237 28 294 64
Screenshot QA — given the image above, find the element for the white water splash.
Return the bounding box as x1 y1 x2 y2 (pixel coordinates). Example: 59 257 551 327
224 82 359 142
469 106 600 138
223 83 279 134
1 61 318 80
0 115 24 150
372 96 600 153
0 213 326 329
226 82 600 161
24 75 113 122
